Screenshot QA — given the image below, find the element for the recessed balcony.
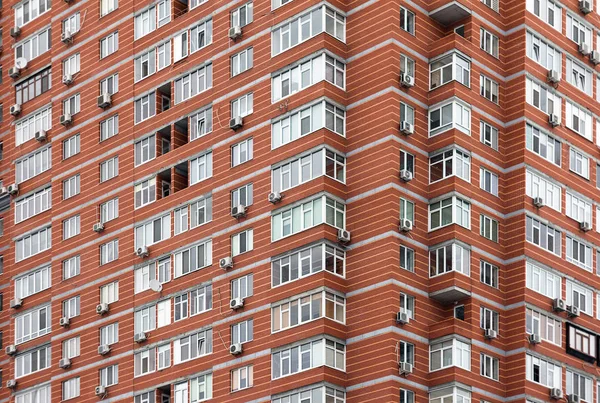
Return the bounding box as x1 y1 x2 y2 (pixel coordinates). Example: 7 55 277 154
430 2 471 26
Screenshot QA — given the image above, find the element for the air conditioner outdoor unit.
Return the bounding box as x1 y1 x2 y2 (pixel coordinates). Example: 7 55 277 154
579 0 592 13
396 309 410 325
136 246 149 257
8 67 20 79
59 358 71 369
220 256 233 269
10 298 22 309
579 43 591 56
547 69 560 84
230 297 244 310
400 73 414 88
62 74 74 85
97 93 112 108
93 223 105 233
98 345 111 355
6 380 16 389
59 317 70 327
134 332 147 343
10 27 20 38
567 305 580 317
568 394 581 403
61 30 74 44
95 386 107 397
0 187 7 196
533 196 544 208
96 303 109 315
229 116 243 130
548 113 560 127
550 388 563 400
60 113 72 126
268 191 282 204
580 221 592 232
529 333 541 344
35 130 47 142
398 361 413 375
230 343 243 355
553 298 566 312
399 169 413 182
337 229 351 243
10 104 21 116
231 204 246 218
400 121 414 135
484 329 497 339
7 184 18 195
228 26 242 40
591 50 600 64
5 345 17 356
399 218 413 232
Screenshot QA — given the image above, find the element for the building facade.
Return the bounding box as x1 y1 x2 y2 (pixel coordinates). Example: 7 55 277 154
1 0 600 401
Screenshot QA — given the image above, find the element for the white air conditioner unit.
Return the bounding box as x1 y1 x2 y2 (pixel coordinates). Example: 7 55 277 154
547 69 560 84
60 113 72 126
8 67 20 79
228 26 242 40
136 246 149 258
484 329 497 339
59 317 70 327
579 43 591 56
579 0 592 13
268 191 282 204
61 30 74 44
229 116 243 130
580 221 592 232
6 379 16 389
553 298 566 312
10 27 21 38
220 256 233 269
62 74 74 85
93 223 105 233
529 333 541 344
96 303 109 315
231 204 246 218
134 332 147 343
590 50 600 64
532 196 544 208
567 305 580 317
550 388 563 400
10 298 22 309
95 386 107 397
398 361 413 375
230 297 244 310
337 229 351 243
400 73 414 88
229 343 243 355
396 309 410 325
35 130 47 142
399 169 413 182
59 358 71 369
400 121 414 135
548 113 560 127
7 184 18 195
0 187 7 196
98 345 111 355
9 104 21 116
567 394 580 403
97 93 112 108
5 345 17 356
399 218 413 232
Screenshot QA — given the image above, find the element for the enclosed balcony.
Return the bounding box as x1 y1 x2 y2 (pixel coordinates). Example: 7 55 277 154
428 242 471 304
430 1 471 26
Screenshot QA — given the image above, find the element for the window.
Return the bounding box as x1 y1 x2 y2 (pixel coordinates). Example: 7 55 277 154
62 13 80 36
567 59 592 96
231 183 253 209
400 54 415 78
272 148 345 192
526 124 561 165
272 100 345 148
231 47 253 77
428 196 470 230
15 106 52 146
272 243 344 286
480 353 499 381
527 0 561 30
100 282 119 304
400 198 414 225
134 93 156 123
272 290 345 332
526 216 561 255
232 2 253 27
15 28 51 63
173 32 188 62
173 329 212 364
190 19 212 54
63 256 80 280
15 67 51 105
62 377 80 400
566 191 591 224
62 215 80 240
526 31 561 72
272 0 291 10
63 296 80 319
158 298 171 326
272 338 345 379
567 14 592 47
400 102 415 126
134 392 156 403
429 148 470 183
135 49 156 82
480 121 498 150
429 53 470 89
100 323 118 346
100 156 119 183
100 198 119 223
274 386 345 403
134 348 156 377
480 306 499 332
15 305 50 344
173 240 212 277
134 1 170 39
566 369 592 402
526 354 561 388
135 306 156 334
232 274 253 299
525 78 561 117
99 74 119 97
63 174 80 199
157 344 170 370
231 365 253 391
566 100 592 140
134 135 156 166
400 245 414 272
232 229 253 256
190 107 212 141
566 280 593 315
100 239 119 265
231 138 253 167
525 169 561 211
400 293 415 319
15 187 52 223
174 207 188 236
63 336 79 359
190 196 212 228
400 389 415 403
400 7 415 34
569 147 589 179
526 261 561 299
272 5 345 56
174 293 188 321
429 242 470 277
398 341 414 365
428 100 471 136
480 75 499 103
135 178 157 208
15 345 50 378
480 167 498 195
15 0 52 28
190 285 212 315
174 64 212 104
456 306 466 320
480 215 498 242
480 260 498 288
231 319 253 345
99 365 118 388
400 150 414 175
15 227 52 262
190 152 213 184
430 339 470 371
231 93 253 120
480 27 499 57
99 115 119 142
100 32 119 58
15 146 51 183
15 266 50 299
101 0 118 16
526 308 561 345
63 53 80 76
134 214 171 249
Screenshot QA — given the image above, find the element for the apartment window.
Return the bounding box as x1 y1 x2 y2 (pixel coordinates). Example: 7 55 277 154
15 345 50 378
100 156 118 183
526 261 561 299
173 329 212 364
157 344 171 370
232 229 253 256
526 354 561 388
567 370 592 402
566 191 591 224
430 339 470 371
100 365 118 387
527 0 561 30
99 74 119 97
480 75 499 103
526 31 561 72
480 121 498 150
173 31 188 62
231 93 253 119
429 196 470 230
134 49 156 82
231 183 253 209
400 7 415 34
272 290 345 332
400 293 415 319
134 135 156 166
100 282 119 305
63 12 80 36
567 14 591 47
232 319 253 345
100 0 118 16
480 215 498 242
400 150 414 176
100 32 119 59
15 67 51 105
63 336 79 359
174 64 212 104
232 274 253 300
63 256 80 280
456 305 466 320
232 2 253 27
481 353 499 381
62 94 80 117
16 146 51 183
526 169 561 212
232 138 253 167
480 27 499 57
15 227 52 262
429 148 470 183
190 285 212 315
63 215 80 240
398 340 414 365
15 106 52 146
100 115 119 141
567 60 592 99
134 1 170 40
569 147 590 179
134 214 171 249
134 93 156 123
174 294 188 321
190 152 213 184
272 338 345 379
566 280 593 315
566 100 592 140
400 390 415 403
15 305 49 344
173 240 212 277
134 392 156 403
526 216 561 255
429 242 470 277
62 377 80 400
174 207 188 235
190 196 212 228
400 102 415 126
480 261 498 288
134 349 156 377
231 47 253 77
15 0 52 28
430 53 470 89
63 53 80 76
14 187 52 223
100 239 119 265
190 107 212 141
400 199 414 226
135 178 156 208
400 54 415 78
526 124 561 165
15 266 50 299
428 100 471 136
190 19 212 53
100 198 119 223
274 387 345 403
62 174 80 199
400 245 415 272
100 323 119 346
480 306 499 332
525 78 561 117
63 296 80 319
482 0 499 11
480 167 499 195
231 365 253 391
272 148 345 192
272 243 344 286
526 308 561 345
15 28 51 63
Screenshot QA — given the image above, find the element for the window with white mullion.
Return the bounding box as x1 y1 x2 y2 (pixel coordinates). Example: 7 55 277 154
566 58 593 96
526 308 561 345
429 242 470 277
566 236 593 271
526 31 561 73
429 148 471 183
525 78 561 117
526 124 561 165
429 53 470 89
565 100 593 140
428 100 471 137
428 196 470 230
